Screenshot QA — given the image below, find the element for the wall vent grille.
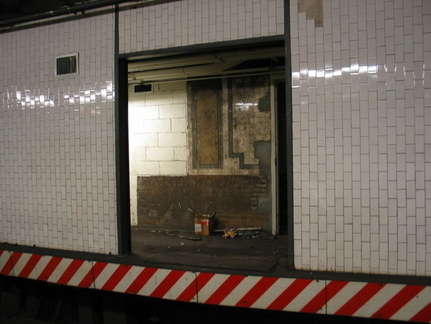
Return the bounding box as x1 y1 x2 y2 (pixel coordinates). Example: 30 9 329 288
56 54 78 76
134 84 152 93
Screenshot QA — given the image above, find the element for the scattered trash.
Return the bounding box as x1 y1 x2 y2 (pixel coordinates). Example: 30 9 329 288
222 228 238 238
214 227 261 233
188 206 198 214
238 230 262 238
189 206 217 236
239 230 253 238
220 228 263 239
178 235 202 241
149 229 177 235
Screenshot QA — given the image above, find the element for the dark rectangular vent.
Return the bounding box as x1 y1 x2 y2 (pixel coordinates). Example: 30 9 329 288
56 54 78 76
134 84 152 93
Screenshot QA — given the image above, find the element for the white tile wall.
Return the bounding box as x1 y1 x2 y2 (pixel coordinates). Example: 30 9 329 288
5 0 429 278
119 0 284 53
0 14 118 254
291 0 431 276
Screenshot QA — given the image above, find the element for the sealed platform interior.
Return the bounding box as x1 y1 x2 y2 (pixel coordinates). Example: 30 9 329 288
1 226 289 277
129 226 289 275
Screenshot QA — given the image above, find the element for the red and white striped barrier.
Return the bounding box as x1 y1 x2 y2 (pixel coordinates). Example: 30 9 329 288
1 250 430 322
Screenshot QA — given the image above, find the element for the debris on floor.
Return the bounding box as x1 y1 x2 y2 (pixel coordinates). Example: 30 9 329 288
150 229 177 236
222 228 238 238
178 235 202 241
238 230 262 238
218 227 263 239
188 206 217 236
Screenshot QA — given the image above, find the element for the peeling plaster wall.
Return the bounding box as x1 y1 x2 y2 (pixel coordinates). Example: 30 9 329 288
187 77 272 176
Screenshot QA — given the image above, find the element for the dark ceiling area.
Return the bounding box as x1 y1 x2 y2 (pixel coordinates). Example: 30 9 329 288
0 0 131 29
0 0 82 20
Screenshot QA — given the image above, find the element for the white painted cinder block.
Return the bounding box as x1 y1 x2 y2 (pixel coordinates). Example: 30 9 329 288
159 105 186 119
143 119 171 133
135 161 160 175
132 106 159 120
171 118 187 132
129 80 189 223
158 133 187 147
144 92 174 106
147 147 174 161
133 147 147 161
174 147 187 161
133 134 158 147
160 161 187 175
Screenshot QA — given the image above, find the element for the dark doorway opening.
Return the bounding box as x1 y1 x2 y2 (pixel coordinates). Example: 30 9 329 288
123 43 291 275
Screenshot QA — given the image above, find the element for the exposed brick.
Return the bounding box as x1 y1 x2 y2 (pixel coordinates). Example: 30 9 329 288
137 175 270 231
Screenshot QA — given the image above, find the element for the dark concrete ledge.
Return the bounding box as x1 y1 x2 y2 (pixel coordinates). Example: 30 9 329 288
1 228 430 286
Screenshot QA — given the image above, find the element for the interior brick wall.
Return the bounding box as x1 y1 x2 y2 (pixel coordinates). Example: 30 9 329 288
137 175 270 231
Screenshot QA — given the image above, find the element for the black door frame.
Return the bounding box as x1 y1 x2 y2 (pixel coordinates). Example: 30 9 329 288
114 32 293 270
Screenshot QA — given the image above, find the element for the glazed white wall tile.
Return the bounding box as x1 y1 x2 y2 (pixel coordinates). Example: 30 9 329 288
119 0 284 54
0 14 118 254
0 0 284 256
291 0 430 276
3 0 429 278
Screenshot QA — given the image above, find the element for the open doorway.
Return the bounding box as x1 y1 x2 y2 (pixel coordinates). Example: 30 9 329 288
126 45 288 273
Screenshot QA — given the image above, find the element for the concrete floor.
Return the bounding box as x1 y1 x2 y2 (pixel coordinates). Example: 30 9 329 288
0 227 290 277
127 226 290 276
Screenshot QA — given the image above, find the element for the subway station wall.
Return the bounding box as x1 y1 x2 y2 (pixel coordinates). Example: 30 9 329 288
123 0 431 276
0 14 118 254
1 0 430 278
0 0 284 256
290 0 431 276
122 0 284 228
118 0 285 53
